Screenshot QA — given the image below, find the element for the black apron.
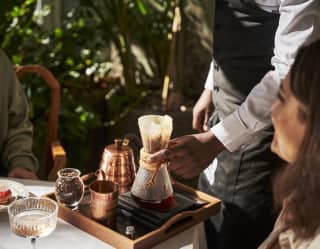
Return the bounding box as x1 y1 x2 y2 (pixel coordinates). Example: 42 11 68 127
198 1 281 248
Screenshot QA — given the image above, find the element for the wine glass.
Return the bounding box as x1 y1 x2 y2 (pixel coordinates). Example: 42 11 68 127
7 197 58 249
55 168 84 210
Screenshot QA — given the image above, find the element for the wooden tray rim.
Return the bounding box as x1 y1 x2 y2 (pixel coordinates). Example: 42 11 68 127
46 181 220 249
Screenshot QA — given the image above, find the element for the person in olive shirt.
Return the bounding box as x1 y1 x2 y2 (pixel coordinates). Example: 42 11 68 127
0 49 38 179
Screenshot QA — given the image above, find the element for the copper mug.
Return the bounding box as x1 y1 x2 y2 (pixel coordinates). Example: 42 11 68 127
98 139 136 194
89 172 119 227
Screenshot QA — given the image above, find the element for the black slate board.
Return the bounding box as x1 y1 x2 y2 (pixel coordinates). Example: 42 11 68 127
118 188 208 230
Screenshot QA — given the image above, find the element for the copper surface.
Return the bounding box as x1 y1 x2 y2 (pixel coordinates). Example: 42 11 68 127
98 139 136 194
89 180 119 224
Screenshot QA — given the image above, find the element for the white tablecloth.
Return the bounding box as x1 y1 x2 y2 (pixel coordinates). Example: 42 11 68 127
0 178 207 249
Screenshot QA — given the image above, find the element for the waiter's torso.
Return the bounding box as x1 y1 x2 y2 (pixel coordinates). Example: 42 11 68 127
213 0 280 118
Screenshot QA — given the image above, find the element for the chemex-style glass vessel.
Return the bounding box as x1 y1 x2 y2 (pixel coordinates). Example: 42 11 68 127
8 197 58 249
131 115 174 210
55 168 84 209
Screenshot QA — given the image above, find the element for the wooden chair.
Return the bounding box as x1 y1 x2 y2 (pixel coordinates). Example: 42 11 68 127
15 65 66 181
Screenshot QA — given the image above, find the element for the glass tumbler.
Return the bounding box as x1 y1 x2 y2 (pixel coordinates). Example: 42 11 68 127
55 168 84 209
8 197 58 249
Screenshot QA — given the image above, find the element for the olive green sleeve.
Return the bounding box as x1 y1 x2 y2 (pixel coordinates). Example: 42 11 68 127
0 50 39 173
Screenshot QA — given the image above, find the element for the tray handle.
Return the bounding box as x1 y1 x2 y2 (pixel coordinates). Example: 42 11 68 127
158 209 197 237
81 170 107 186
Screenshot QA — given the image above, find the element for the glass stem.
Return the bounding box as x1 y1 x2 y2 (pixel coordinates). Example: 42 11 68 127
31 238 36 249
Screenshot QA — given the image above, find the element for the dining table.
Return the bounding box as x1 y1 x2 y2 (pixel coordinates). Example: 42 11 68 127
0 177 208 249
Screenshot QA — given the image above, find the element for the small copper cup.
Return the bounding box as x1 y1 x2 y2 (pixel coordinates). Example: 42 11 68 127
89 179 119 227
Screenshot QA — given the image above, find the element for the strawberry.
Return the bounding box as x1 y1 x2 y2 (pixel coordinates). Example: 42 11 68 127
0 183 12 204
0 189 12 198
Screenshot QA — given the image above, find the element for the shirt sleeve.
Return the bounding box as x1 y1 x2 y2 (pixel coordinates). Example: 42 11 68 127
211 0 320 152
1 50 39 173
204 61 214 91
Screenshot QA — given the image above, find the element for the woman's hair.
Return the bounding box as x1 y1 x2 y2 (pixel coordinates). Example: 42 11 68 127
273 40 320 239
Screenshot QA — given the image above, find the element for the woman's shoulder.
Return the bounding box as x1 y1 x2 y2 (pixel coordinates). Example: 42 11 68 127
307 228 320 249
278 226 320 249
275 204 320 249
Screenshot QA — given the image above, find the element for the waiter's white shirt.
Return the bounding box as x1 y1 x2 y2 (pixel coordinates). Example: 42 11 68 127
205 0 320 152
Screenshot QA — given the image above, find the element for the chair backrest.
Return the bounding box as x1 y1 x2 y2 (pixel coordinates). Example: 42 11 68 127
15 64 66 180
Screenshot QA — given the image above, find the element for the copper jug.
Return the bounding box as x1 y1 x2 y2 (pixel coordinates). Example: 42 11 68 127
98 139 136 194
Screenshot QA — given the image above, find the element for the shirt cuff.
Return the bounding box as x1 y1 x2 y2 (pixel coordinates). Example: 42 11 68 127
210 111 254 152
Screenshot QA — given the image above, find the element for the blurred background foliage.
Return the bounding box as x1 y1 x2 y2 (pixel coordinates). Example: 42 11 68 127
0 0 212 173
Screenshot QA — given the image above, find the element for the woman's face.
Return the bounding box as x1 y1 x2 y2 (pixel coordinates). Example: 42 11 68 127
271 74 307 163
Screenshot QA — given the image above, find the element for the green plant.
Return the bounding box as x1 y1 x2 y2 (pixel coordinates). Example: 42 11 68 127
0 0 178 171
1 0 106 169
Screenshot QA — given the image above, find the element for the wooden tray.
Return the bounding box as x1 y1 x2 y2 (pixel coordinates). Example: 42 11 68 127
46 181 220 249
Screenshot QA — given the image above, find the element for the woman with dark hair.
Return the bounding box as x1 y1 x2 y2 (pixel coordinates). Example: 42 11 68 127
258 40 320 249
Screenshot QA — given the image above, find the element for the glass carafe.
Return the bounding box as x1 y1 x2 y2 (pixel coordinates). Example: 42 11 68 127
131 115 174 210
55 168 84 209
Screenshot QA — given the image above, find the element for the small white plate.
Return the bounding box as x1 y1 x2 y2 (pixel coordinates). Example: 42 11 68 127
0 179 29 212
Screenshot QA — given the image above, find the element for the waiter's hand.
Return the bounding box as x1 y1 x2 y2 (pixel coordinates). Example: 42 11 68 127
192 89 213 132
8 167 39 180
146 131 225 179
